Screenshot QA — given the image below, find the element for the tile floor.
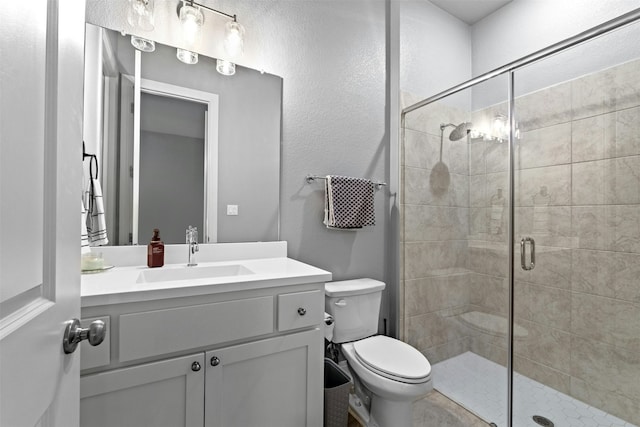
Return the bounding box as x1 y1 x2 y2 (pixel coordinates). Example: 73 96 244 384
433 352 637 427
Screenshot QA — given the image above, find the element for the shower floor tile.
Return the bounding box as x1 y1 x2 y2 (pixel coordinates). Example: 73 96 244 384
432 352 637 427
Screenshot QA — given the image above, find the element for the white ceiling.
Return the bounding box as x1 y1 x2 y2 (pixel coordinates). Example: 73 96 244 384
428 0 513 25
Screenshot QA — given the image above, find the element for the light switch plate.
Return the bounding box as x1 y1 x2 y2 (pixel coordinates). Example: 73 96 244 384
227 205 238 216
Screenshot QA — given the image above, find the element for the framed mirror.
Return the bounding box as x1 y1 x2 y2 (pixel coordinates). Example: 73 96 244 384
83 24 282 245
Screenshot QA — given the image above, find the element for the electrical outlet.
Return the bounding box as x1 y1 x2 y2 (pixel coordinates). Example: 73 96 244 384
226 205 238 216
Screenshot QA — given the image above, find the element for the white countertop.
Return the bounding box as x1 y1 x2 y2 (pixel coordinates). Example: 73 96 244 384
81 242 332 307
82 257 332 307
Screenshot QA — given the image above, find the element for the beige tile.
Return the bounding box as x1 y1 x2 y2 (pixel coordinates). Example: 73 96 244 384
404 274 470 317
403 205 468 242
469 175 486 207
403 166 450 207
404 100 469 136
404 241 469 280
574 156 640 206
605 156 640 205
469 139 486 176
515 206 573 248
469 335 507 367
516 81 572 131
515 164 571 207
404 129 440 170
572 113 615 162
468 243 509 278
513 355 571 395
408 307 471 352
513 319 571 373
514 281 571 331
413 391 490 427
571 335 640 402
514 246 571 289
469 208 488 238
447 138 469 175
571 249 640 303
612 106 640 158
571 292 640 351
422 337 472 365
571 68 616 120
572 160 605 205
572 205 640 253
485 139 509 173
469 274 508 316
611 58 640 112
570 376 640 426
518 122 572 169
449 173 469 208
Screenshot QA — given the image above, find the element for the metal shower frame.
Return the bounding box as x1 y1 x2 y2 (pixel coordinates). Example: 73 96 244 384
400 8 640 427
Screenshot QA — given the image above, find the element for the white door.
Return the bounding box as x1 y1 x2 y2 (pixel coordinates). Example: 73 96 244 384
0 1 86 426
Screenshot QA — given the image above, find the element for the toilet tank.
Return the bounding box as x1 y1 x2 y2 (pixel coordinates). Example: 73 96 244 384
325 278 386 343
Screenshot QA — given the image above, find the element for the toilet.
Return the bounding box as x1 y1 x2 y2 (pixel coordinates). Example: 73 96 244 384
325 278 432 427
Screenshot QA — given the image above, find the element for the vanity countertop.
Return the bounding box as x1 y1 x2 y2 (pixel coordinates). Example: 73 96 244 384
81 257 332 307
81 242 331 307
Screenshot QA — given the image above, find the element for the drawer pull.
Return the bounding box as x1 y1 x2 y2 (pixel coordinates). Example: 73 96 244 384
191 361 201 372
210 356 221 367
297 307 307 316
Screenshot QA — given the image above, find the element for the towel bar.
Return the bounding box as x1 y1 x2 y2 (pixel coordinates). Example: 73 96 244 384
305 174 387 191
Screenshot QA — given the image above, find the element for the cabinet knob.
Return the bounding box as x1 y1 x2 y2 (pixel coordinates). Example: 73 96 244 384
191 361 201 372
210 356 220 366
297 307 307 316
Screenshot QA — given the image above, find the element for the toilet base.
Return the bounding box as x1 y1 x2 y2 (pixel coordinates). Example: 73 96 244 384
370 395 412 427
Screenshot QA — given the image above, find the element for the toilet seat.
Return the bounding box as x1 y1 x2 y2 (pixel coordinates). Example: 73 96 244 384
352 336 431 384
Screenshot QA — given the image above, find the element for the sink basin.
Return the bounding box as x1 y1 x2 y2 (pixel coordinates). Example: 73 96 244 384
136 264 254 283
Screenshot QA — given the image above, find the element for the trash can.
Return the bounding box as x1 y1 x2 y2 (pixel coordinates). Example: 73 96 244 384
324 358 351 427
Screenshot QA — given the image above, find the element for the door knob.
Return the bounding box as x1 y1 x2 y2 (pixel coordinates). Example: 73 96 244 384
63 319 106 354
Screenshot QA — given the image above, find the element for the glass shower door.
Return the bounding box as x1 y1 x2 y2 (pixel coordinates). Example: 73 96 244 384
511 19 640 427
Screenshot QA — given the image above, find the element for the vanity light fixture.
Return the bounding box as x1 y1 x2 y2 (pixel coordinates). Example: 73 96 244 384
216 59 236 76
127 0 155 32
177 48 199 64
131 36 156 52
176 0 245 72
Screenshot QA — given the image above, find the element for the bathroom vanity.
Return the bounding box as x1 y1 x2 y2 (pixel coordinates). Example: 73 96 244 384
79 242 331 427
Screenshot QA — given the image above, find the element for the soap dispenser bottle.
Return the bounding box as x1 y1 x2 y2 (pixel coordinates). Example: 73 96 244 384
147 228 164 268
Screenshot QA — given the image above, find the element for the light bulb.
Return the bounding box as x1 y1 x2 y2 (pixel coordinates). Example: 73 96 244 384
127 0 154 31
224 21 245 58
131 36 155 52
177 48 198 65
216 59 236 76
180 3 203 46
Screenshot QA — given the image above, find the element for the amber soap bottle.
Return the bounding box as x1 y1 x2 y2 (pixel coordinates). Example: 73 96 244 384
147 228 164 268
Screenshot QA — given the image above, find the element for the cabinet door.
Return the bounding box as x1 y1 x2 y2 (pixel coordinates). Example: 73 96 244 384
80 353 205 427
205 329 323 427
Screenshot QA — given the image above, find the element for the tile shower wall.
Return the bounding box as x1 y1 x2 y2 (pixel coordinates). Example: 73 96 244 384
469 58 640 424
401 92 477 364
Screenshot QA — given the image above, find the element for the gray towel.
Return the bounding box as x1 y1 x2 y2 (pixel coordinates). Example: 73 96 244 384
323 175 375 229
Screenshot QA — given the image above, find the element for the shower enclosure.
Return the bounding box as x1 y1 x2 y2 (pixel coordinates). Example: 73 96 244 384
401 10 640 427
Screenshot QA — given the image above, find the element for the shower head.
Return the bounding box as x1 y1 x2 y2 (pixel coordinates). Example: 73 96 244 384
448 122 472 141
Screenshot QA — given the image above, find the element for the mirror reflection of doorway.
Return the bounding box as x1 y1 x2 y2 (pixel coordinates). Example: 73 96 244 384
138 92 206 244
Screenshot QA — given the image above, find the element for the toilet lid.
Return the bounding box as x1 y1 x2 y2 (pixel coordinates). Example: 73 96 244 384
353 336 431 382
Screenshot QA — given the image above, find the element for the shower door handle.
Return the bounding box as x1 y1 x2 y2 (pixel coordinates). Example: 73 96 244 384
520 237 535 271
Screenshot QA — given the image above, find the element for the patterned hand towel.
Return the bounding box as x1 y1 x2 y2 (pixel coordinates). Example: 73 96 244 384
323 175 375 229
81 201 91 254
84 178 109 246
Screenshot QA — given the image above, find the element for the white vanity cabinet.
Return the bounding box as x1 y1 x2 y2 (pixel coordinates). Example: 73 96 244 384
79 281 326 427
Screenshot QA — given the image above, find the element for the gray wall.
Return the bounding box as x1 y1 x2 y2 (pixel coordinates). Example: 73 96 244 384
87 1 391 295
139 130 204 244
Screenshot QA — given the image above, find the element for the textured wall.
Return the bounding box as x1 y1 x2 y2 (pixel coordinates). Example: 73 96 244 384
87 1 390 290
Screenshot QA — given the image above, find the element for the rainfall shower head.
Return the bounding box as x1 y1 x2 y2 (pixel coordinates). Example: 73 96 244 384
440 122 473 141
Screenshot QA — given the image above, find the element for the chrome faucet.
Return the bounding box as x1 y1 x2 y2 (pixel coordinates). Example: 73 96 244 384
186 226 199 266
